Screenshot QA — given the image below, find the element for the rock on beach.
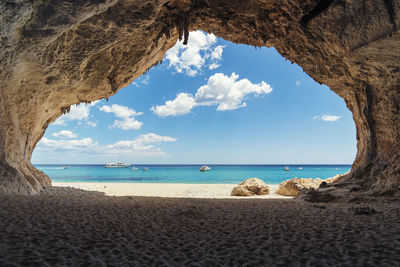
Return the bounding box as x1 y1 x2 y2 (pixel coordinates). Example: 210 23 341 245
231 178 270 196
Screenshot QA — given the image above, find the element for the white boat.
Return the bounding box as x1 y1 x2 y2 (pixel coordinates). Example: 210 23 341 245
130 167 139 171
105 162 130 168
143 167 149 171
284 166 290 171
200 166 211 172
298 167 303 170
61 166 68 169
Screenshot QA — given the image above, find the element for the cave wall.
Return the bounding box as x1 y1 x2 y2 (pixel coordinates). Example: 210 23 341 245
0 0 399 195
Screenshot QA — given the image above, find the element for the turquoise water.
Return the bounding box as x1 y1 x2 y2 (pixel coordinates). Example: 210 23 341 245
35 164 351 184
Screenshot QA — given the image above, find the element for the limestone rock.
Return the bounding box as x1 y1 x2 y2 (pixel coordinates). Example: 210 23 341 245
276 175 345 197
276 178 323 197
231 178 270 196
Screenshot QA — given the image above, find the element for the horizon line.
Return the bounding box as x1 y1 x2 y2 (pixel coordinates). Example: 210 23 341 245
33 163 353 165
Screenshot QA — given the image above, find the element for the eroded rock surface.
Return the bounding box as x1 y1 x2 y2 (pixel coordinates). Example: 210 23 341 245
0 0 399 195
276 175 343 197
231 178 270 196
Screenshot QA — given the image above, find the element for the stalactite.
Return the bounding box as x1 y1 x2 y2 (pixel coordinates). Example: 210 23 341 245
183 16 189 45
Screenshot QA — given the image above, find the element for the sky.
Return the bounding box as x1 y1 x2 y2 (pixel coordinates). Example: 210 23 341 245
32 31 356 164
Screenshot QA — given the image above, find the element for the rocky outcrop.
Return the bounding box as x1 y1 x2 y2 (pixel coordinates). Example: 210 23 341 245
231 178 270 196
276 175 343 197
0 0 399 196
276 178 323 197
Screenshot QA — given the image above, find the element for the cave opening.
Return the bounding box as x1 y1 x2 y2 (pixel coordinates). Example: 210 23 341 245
31 31 356 188
1 0 398 196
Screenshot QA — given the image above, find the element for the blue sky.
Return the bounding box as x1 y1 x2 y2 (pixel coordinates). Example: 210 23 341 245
32 31 356 164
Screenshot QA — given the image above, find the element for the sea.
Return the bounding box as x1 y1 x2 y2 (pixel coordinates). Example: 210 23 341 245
35 164 351 184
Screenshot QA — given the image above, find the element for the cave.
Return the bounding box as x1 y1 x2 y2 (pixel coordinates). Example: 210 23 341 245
0 0 399 197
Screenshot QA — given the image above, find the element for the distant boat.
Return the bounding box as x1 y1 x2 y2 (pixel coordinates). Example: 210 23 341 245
284 166 290 171
200 166 211 172
130 167 139 171
143 167 149 171
61 166 68 169
298 167 303 170
105 162 130 168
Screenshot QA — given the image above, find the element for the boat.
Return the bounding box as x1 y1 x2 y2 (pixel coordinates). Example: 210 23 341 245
61 166 68 169
284 166 290 171
200 166 211 172
143 167 149 171
298 167 303 170
130 167 139 171
105 162 130 168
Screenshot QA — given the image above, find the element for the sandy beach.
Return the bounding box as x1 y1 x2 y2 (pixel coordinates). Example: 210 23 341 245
1 186 400 265
53 182 289 199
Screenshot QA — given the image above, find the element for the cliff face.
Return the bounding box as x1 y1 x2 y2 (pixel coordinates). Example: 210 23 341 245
1 0 399 196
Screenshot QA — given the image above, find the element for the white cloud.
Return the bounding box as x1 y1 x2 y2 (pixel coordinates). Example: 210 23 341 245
86 121 98 127
99 104 143 130
295 80 302 86
36 133 177 157
313 115 341 122
152 73 272 117
38 137 96 151
132 75 150 87
151 93 196 117
104 133 177 155
211 45 224 60
195 73 272 111
165 31 224 76
52 130 77 138
53 101 99 125
111 118 142 130
141 75 150 85
209 63 220 70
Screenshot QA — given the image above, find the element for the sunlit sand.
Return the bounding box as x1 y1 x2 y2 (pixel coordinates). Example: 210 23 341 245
53 182 289 199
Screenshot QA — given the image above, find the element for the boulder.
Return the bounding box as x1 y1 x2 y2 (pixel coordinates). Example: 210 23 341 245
276 178 323 197
231 178 270 196
276 173 348 197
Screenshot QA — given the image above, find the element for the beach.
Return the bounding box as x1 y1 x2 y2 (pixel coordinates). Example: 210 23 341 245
1 186 399 265
53 182 289 198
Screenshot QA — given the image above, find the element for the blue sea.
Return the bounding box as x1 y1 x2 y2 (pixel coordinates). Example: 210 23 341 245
35 164 351 184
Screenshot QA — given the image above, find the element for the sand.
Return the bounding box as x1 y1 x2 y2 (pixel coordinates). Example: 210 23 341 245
1 187 400 266
52 182 289 198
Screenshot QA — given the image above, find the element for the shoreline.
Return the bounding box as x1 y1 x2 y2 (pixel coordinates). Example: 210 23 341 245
53 182 291 199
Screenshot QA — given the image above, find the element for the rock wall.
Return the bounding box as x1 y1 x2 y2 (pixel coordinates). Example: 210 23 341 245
0 0 399 195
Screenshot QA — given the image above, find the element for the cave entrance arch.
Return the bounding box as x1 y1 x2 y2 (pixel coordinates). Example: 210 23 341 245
0 0 399 196
32 34 356 181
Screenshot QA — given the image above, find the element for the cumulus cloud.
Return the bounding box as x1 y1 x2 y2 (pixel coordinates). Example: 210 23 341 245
151 93 196 117
36 133 177 157
99 104 143 130
210 45 224 60
313 115 341 122
38 137 96 151
53 101 99 126
165 31 225 76
195 73 272 111
152 73 272 117
209 63 220 70
103 133 177 155
52 130 77 138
